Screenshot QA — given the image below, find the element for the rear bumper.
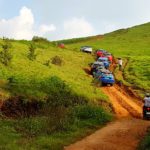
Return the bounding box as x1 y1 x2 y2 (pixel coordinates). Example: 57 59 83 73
100 79 115 84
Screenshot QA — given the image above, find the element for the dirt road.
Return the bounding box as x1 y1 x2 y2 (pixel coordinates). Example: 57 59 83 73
102 85 142 118
65 84 150 150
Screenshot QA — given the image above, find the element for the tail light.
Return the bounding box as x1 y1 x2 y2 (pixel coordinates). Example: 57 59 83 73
144 107 150 111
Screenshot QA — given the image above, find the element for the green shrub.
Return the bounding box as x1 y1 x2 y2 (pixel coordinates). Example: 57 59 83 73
74 105 112 124
44 59 51 67
138 131 150 150
32 36 49 43
4 76 88 117
15 107 75 136
15 104 112 137
0 39 12 66
28 43 37 61
51 56 63 66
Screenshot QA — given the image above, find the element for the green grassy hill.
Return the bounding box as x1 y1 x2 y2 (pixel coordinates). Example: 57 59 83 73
0 38 111 149
66 22 150 96
0 39 107 102
0 22 150 149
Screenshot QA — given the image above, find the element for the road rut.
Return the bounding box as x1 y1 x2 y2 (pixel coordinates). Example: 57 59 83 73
65 84 150 150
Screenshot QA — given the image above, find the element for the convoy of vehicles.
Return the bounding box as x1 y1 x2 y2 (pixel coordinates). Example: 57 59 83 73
97 57 110 69
81 46 148 120
82 47 115 86
80 46 115 86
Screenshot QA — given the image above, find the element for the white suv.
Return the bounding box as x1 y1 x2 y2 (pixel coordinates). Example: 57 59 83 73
80 46 92 53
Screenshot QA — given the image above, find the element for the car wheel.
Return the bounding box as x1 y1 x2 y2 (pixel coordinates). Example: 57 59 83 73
143 113 147 120
102 82 106 86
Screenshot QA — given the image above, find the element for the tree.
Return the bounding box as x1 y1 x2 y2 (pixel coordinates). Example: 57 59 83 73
28 43 37 61
32 36 49 43
0 39 12 66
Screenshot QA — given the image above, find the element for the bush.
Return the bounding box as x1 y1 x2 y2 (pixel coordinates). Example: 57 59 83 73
28 43 37 61
51 56 63 66
4 76 88 116
15 104 112 136
44 59 51 67
15 107 75 136
138 129 150 150
32 36 49 43
0 39 12 66
74 105 112 124
3 75 113 138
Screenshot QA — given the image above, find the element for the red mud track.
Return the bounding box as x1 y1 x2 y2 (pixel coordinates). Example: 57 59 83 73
65 84 150 150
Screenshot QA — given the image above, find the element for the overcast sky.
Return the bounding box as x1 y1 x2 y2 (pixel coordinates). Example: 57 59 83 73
0 0 150 40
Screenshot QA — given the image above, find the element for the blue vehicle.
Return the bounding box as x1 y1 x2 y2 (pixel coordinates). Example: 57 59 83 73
97 57 110 69
99 73 115 86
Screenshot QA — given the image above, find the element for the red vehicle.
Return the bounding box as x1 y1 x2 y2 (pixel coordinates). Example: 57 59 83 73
96 50 106 57
58 43 65 48
105 54 113 63
102 53 113 63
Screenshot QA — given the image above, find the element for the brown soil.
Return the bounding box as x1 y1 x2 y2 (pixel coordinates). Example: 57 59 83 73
102 85 142 118
65 118 150 150
65 82 150 150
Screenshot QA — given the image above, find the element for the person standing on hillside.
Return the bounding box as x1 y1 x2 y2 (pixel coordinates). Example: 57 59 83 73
118 58 123 71
143 93 150 118
143 93 150 107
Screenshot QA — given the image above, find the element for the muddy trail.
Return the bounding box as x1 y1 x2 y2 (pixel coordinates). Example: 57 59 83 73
65 80 150 150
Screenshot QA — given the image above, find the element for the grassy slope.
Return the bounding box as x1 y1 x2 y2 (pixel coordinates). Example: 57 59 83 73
66 22 150 149
1 22 150 149
0 40 110 149
67 22 150 96
0 40 106 101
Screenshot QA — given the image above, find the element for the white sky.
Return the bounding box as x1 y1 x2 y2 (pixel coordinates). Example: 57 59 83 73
0 0 150 40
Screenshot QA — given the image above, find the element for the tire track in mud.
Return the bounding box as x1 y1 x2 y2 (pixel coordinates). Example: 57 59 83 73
102 85 142 118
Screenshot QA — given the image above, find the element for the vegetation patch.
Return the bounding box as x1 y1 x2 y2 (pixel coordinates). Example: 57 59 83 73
138 129 150 150
51 55 63 66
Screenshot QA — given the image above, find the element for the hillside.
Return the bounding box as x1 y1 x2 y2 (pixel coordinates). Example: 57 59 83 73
0 38 111 149
0 22 150 149
66 22 150 96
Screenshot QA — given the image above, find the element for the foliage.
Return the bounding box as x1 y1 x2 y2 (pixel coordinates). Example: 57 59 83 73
2 75 88 118
138 130 150 150
28 43 37 60
32 36 50 43
44 59 51 67
15 104 112 136
0 39 12 66
51 55 63 66
0 105 112 150
73 104 112 123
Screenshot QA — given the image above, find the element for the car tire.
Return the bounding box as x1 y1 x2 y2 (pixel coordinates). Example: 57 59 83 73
143 115 147 120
